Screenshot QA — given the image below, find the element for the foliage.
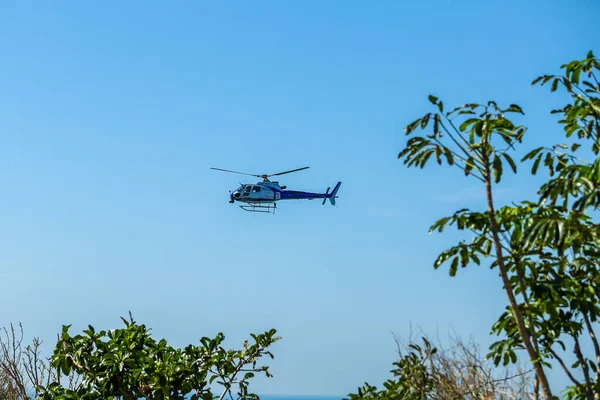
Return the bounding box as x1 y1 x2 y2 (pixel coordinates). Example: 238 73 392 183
395 50 600 399
344 333 535 400
1 323 77 400
35 314 280 400
398 75 552 398
2 316 279 400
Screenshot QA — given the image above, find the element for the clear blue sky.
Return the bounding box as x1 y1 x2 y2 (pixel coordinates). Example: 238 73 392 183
1 0 599 396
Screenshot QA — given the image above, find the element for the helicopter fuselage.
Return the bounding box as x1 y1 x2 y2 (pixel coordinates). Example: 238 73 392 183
230 181 334 204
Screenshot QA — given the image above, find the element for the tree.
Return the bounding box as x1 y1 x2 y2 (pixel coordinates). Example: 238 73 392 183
344 332 535 400
396 50 600 399
2 315 280 400
398 92 552 398
507 50 600 400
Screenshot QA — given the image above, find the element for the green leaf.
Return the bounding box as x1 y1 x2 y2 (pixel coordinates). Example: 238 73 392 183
443 147 454 166
459 118 478 132
531 76 544 86
404 118 421 135
429 216 451 233
543 152 555 176
464 156 475 176
428 95 438 105
521 147 543 161
532 154 542 175
511 224 522 245
572 66 581 84
435 146 442 165
420 113 431 129
506 104 524 114
582 80 597 91
449 257 459 277
492 154 503 183
459 245 469 267
503 153 517 174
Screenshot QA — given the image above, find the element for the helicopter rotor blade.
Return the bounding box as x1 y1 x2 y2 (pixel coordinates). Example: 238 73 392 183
267 166 310 177
210 168 262 178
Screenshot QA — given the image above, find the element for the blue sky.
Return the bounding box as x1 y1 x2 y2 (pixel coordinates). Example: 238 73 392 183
0 0 599 396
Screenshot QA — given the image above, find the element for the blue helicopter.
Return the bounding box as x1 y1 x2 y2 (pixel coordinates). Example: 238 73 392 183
210 166 341 213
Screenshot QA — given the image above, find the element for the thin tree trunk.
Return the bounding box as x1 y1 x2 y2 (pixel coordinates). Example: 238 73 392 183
483 159 553 400
513 255 544 391
583 314 600 400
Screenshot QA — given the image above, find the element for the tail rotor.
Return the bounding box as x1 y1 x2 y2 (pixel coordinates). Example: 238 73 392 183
322 187 331 205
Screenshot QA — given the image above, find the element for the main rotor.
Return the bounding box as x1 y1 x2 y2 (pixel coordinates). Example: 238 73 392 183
210 166 309 182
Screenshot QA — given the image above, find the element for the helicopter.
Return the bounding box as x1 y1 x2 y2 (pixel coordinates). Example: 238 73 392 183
210 166 342 213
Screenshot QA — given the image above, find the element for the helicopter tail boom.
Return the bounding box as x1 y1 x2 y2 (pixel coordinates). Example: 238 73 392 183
327 182 342 205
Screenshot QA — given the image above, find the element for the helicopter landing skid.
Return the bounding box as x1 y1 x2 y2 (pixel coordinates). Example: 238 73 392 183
239 202 277 214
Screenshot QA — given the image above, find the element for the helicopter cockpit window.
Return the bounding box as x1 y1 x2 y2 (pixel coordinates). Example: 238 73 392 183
252 186 261 192
244 185 251 193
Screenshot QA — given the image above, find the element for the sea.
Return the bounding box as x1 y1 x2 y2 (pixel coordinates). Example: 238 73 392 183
259 395 344 400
